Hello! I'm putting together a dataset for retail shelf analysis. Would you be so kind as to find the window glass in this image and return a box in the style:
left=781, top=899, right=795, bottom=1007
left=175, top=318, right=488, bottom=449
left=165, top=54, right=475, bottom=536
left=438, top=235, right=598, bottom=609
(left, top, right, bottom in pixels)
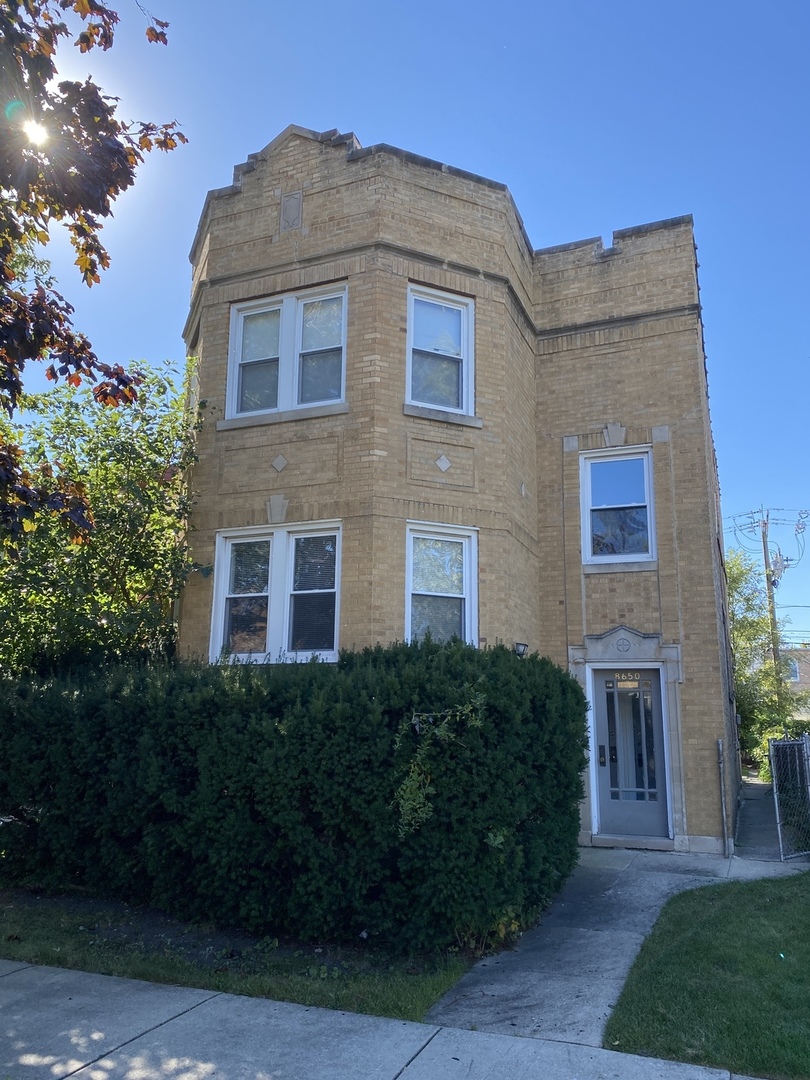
left=226, top=597, right=268, bottom=655
left=591, top=458, right=646, bottom=507
left=412, top=537, right=463, bottom=594
left=239, top=309, right=281, bottom=413
left=408, top=288, right=472, bottom=414
left=409, top=532, right=472, bottom=644
left=293, top=535, right=336, bottom=591
left=413, top=299, right=462, bottom=356
left=289, top=594, right=336, bottom=651
left=225, top=540, right=271, bottom=656
left=585, top=454, right=652, bottom=560
left=299, top=297, right=343, bottom=404
left=299, top=350, right=342, bottom=404
left=301, top=297, right=343, bottom=351
left=239, top=359, right=278, bottom=413
left=229, top=540, right=270, bottom=594
left=411, top=595, right=464, bottom=643
left=289, top=535, right=337, bottom=652
left=230, top=290, right=345, bottom=417
left=412, top=352, right=461, bottom=409
left=214, top=528, right=340, bottom=662
left=241, top=309, right=280, bottom=363
left=591, top=507, right=649, bottom=556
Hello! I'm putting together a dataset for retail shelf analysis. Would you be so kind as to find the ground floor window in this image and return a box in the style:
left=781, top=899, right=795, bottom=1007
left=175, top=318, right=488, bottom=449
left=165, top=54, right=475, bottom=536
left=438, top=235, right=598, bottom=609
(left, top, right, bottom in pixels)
left=210, top=524, right=340, bottom=662
left=405, top=522, right=478, bottom=644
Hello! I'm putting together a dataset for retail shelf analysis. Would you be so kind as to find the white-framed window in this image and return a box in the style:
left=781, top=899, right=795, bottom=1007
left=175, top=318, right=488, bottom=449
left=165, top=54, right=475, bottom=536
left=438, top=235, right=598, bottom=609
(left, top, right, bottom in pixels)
left=788, top=658, right=800, bottom=682
left=405, top=522, right=478, bottom=644
left=580, top=449, right=655, bottom=564
left=210, top=524, right=341, bottom=662
left=227, top=286, right=346, bottom=418
left=406, top=285, right=474, bottom=415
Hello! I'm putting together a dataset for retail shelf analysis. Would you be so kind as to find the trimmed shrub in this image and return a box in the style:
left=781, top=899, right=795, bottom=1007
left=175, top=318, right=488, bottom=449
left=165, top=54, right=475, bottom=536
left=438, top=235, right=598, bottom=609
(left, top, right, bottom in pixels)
left=0, top=641, right=587, bottom=951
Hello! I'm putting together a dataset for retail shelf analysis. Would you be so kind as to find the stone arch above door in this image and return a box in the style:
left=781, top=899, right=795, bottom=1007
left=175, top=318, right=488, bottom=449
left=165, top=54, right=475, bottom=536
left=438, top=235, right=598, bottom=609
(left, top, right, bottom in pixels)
left=569, top=625, right=681, bottom=673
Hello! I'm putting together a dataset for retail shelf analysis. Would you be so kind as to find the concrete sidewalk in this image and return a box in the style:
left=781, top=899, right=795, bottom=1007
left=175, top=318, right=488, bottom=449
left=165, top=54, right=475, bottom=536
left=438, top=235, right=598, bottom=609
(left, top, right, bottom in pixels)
left=2, top=781, right=807, bottom=1080
left=0, top=959, right=765, bottom=1080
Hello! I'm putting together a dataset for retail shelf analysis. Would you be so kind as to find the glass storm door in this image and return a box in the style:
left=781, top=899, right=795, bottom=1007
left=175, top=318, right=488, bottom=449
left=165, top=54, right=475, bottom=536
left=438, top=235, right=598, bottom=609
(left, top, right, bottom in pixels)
left=594, top=669, right=668, bottom=837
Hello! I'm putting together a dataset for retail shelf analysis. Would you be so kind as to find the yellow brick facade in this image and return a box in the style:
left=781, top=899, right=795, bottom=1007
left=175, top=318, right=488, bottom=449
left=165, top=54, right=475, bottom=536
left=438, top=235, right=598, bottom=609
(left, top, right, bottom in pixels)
left=179, top=126, right=738, bottom=853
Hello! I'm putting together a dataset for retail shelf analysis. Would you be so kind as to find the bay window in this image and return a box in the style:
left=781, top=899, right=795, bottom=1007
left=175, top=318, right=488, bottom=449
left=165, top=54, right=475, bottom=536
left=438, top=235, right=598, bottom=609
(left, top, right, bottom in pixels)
left=406, top=522, right=478, bottom=644
left=211, top=525, right=341, bottom=661
left=227, top=287, right=346, bottom=418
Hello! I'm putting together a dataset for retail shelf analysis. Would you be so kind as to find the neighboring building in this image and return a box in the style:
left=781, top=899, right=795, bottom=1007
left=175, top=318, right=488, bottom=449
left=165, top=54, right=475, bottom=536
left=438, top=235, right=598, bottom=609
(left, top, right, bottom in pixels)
left=785, top=648, right=810, bottom=720
left=179, top=126, right=738, bottom=854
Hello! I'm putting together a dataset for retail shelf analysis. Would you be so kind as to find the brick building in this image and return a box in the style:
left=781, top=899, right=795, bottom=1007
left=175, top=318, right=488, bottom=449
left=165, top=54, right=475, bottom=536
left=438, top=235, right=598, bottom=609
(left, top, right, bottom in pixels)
left=785, top=648, right=810, bottom=719
left=179, top=125, right=738, bottom=853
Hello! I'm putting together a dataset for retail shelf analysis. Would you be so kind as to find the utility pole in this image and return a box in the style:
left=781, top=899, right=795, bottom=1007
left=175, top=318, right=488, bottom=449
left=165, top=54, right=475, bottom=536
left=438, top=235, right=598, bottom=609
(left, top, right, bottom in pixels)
left=759, top=509, right=786, bottom=720
left=760, top=509, right=782, bottom=668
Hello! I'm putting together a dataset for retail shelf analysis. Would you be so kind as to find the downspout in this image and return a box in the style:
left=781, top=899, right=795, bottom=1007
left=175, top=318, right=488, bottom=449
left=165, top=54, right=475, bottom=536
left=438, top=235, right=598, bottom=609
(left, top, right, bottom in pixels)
left=718, top=739, right=729, bottom=858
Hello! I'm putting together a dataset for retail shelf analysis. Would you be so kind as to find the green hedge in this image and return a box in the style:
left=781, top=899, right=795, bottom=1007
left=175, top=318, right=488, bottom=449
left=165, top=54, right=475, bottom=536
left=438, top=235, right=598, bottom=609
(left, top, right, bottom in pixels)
left=0, top=641, right=587, bottom=951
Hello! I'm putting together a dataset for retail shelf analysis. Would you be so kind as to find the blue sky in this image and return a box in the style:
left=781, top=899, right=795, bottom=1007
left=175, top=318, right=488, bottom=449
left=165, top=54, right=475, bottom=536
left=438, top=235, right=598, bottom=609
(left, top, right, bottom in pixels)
left=36, top=0, right=810, bottom=640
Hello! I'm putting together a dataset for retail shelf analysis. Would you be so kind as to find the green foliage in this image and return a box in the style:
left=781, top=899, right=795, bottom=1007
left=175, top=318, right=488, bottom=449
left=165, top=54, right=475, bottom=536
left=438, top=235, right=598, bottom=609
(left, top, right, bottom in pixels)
left=1, top=1, right=186, bottom=542
left=0, top=364, right=200, bottom=672
left=726, top=549, right=805, bottom=767
left=0, top=641, right=588, bottom=953
left=391, top=690, right=486, bottom=836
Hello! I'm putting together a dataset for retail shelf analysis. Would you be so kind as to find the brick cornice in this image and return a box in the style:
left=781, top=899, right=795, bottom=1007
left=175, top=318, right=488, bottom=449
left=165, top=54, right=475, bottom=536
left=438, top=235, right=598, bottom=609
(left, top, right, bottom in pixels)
left=536, top=304, right=701, bottom=352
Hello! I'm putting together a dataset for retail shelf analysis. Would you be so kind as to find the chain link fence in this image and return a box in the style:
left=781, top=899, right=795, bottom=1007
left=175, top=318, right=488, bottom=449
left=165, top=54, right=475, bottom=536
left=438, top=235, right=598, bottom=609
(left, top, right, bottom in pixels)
left=769, top=734, right=810, bottom=860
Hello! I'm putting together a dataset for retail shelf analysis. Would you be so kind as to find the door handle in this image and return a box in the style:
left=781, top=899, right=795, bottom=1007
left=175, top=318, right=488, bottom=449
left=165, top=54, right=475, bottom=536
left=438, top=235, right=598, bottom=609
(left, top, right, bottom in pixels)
left=598, top=744, right=606, bottom=767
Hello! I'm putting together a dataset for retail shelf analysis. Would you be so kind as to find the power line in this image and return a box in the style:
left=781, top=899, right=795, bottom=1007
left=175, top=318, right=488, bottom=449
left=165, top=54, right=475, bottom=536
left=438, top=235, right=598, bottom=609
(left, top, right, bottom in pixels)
left=726, top=507, right=809, bottom=588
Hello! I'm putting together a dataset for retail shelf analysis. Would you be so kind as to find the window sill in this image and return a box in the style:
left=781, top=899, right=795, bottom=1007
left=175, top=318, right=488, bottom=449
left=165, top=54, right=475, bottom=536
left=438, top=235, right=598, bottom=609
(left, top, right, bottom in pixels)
left=403, top=403, right=483, bottom=428
left=583, top=560, right=658, bottom=575
left=217, top=402, right=350, bottom=431
left=218, top=652, right=339, bottom=665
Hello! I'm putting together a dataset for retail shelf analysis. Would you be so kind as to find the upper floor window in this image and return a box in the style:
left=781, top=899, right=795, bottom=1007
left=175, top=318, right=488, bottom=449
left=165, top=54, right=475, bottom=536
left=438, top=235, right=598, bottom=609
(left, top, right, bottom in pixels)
left=227, top=287, right=346, bottom=418
left=581, top=450, right=655, bottom=564
left=406, top=286, right=474, bottom=415
left=405, top=522, right=478, bottom=644
left=788, top=658, right=800, bottom=682
left=210, top=524, right=341, bottom=662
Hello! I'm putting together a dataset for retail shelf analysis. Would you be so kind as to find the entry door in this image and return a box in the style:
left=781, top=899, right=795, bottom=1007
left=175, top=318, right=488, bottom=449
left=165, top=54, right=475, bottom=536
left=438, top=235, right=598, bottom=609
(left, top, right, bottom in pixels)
left=593, top=669, right=669, bottom=837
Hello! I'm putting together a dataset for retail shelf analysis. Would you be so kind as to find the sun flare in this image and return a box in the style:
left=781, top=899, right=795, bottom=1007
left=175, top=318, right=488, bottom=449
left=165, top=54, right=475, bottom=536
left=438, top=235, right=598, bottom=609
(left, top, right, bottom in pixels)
left=23, top=119, right=48, bottom=145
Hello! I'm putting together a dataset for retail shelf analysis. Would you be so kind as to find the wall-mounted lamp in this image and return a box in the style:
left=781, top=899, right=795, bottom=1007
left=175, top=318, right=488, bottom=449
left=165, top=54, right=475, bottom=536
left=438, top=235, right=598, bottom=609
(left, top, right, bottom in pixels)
left=514, top=642, right=529, bottom=659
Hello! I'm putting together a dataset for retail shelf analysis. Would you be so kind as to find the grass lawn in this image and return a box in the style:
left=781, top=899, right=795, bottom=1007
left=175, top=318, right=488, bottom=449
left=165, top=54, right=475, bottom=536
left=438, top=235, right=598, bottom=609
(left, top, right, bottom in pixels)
left=0, top=889, right=469, bottom=1022
left=604, top=871, right=810, bottom=1080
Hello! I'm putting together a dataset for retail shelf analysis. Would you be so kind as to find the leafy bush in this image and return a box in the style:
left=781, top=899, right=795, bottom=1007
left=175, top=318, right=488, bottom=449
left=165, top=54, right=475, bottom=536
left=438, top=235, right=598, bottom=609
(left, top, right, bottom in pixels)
left=0, top=365, right=200, bottom=675
left=0, top=641, right=587, bottom=951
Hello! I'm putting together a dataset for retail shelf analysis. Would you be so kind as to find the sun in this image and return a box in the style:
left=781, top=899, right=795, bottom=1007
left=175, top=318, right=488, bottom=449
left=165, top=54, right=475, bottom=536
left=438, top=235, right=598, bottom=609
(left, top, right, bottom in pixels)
left=23, top=119, right=48, bottom=146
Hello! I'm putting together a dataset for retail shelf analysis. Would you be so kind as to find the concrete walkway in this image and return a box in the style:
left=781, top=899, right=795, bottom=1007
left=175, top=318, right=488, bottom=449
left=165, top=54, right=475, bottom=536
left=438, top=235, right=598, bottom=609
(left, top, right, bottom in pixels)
left=734, top=774, right=792, bottom=860
left=426, top=778, right=807, bottom=1043
left=2, top=781, right=807, bottom=1080
left=424, top=847, right=803, bottom=1046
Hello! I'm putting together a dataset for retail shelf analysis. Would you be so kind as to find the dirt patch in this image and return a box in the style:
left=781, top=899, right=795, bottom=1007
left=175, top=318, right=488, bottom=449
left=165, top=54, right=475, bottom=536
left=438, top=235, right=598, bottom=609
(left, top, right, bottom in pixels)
left=1, top=887, right=354, bottom=975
